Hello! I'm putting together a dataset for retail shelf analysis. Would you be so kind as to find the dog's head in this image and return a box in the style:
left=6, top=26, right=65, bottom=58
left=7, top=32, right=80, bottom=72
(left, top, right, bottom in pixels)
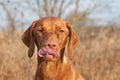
left=22, top=17, right=79, bottom=61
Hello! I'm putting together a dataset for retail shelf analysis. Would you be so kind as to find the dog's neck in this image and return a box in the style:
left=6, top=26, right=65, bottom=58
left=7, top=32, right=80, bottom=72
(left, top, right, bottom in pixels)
left=37, top=57, right=62, bottom=79
left=36, top=47, right=69, bottom=80
left=36, top=54, right=69, bottom=80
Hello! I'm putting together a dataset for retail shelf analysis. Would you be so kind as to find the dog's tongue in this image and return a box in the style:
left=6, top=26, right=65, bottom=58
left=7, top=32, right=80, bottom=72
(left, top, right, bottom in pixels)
left=38, top=48, right=47, bottom=57
left=38, top=48, right=58, bottom=58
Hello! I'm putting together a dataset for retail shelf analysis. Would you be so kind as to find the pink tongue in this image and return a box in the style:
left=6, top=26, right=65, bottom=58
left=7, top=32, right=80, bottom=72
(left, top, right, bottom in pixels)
left=38, top=48, right=58, bottom=57
left=38, top=48, right=47, bottom=57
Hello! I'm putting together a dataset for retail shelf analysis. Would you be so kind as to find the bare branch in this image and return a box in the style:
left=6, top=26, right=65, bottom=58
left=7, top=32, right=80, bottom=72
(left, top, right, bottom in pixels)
left=74, top=0, right=79, bottom=16
left=50, top=0, right=58, bottom=15
left=70, top=0, right=80, bottom=23
left=36, top=0, right=42, bottom=17
left=44, top=0, right=49, bottom=16
left=0, top=2, right=16, bottom=32
left=58, top=0, right=65, bottom=17
left=58, top=0, right=72, bottom=17
left=63, top=1, right=72, bottom=12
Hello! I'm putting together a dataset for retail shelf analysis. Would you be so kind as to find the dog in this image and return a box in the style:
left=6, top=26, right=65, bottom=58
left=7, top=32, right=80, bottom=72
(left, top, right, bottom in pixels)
left=22, top=17, right=85, bottom=80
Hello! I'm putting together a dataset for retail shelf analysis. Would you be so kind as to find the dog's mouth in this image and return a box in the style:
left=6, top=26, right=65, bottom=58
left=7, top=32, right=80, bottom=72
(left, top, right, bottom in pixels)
left=37, top=47, right=58, bottom=59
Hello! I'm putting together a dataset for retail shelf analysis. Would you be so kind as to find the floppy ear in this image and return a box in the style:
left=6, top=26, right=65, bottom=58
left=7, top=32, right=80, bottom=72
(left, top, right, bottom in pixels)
left=22, top=20, right=37, bottom=58
left=67, top=23, right=79, bottom=59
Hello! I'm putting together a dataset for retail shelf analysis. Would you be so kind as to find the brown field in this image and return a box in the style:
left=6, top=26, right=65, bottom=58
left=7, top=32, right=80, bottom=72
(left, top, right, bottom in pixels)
left=0, top=27, right=120, bottom=80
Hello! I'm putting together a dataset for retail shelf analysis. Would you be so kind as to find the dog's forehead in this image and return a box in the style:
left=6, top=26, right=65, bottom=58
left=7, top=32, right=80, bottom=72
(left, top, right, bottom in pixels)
left=37, top=17, right=66, bottom=27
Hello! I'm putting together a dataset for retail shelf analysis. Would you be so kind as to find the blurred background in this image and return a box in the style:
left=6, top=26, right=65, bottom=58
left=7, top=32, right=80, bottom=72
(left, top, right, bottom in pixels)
left=0, top=0, right=120, bottom=80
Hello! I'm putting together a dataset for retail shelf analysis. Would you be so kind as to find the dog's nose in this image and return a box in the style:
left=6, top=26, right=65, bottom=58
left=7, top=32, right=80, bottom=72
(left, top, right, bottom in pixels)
left=46, top=42, right=57, bottom=49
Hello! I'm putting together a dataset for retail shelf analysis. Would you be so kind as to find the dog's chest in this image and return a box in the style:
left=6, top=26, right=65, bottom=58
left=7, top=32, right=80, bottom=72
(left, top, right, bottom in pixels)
left=39, top=62, right=60, bottom=80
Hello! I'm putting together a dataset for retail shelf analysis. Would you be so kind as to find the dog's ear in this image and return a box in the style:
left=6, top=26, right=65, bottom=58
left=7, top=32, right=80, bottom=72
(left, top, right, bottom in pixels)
left=67, top=23, right=79, bottom=59
left=22, top=20, right=37, bottom=58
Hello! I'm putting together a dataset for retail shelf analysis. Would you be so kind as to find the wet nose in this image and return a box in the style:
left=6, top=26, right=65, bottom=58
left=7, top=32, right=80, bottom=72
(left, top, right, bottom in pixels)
left=46, top=42, right=58, bottom=49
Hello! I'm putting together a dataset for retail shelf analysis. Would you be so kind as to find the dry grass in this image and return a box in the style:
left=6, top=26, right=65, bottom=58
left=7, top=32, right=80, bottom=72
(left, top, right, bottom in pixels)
left=0, top=27, right=120, bottom=80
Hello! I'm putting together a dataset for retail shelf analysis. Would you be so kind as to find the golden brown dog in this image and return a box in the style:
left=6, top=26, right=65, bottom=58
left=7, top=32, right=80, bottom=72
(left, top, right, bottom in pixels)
left=22, top=17, right=85, bottom=80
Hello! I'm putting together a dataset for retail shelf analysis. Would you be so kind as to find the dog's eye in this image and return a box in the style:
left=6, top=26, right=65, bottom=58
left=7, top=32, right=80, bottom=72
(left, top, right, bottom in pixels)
left=38, top=29, right=44, bottom=32
left=59, top=30, right=64, bottom=33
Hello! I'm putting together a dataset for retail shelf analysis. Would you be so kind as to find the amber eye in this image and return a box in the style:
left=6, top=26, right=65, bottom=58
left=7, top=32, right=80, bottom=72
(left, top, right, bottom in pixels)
left=38, top=29, right=44, bottom=32
left=59, top=29, right=64, bottom=33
